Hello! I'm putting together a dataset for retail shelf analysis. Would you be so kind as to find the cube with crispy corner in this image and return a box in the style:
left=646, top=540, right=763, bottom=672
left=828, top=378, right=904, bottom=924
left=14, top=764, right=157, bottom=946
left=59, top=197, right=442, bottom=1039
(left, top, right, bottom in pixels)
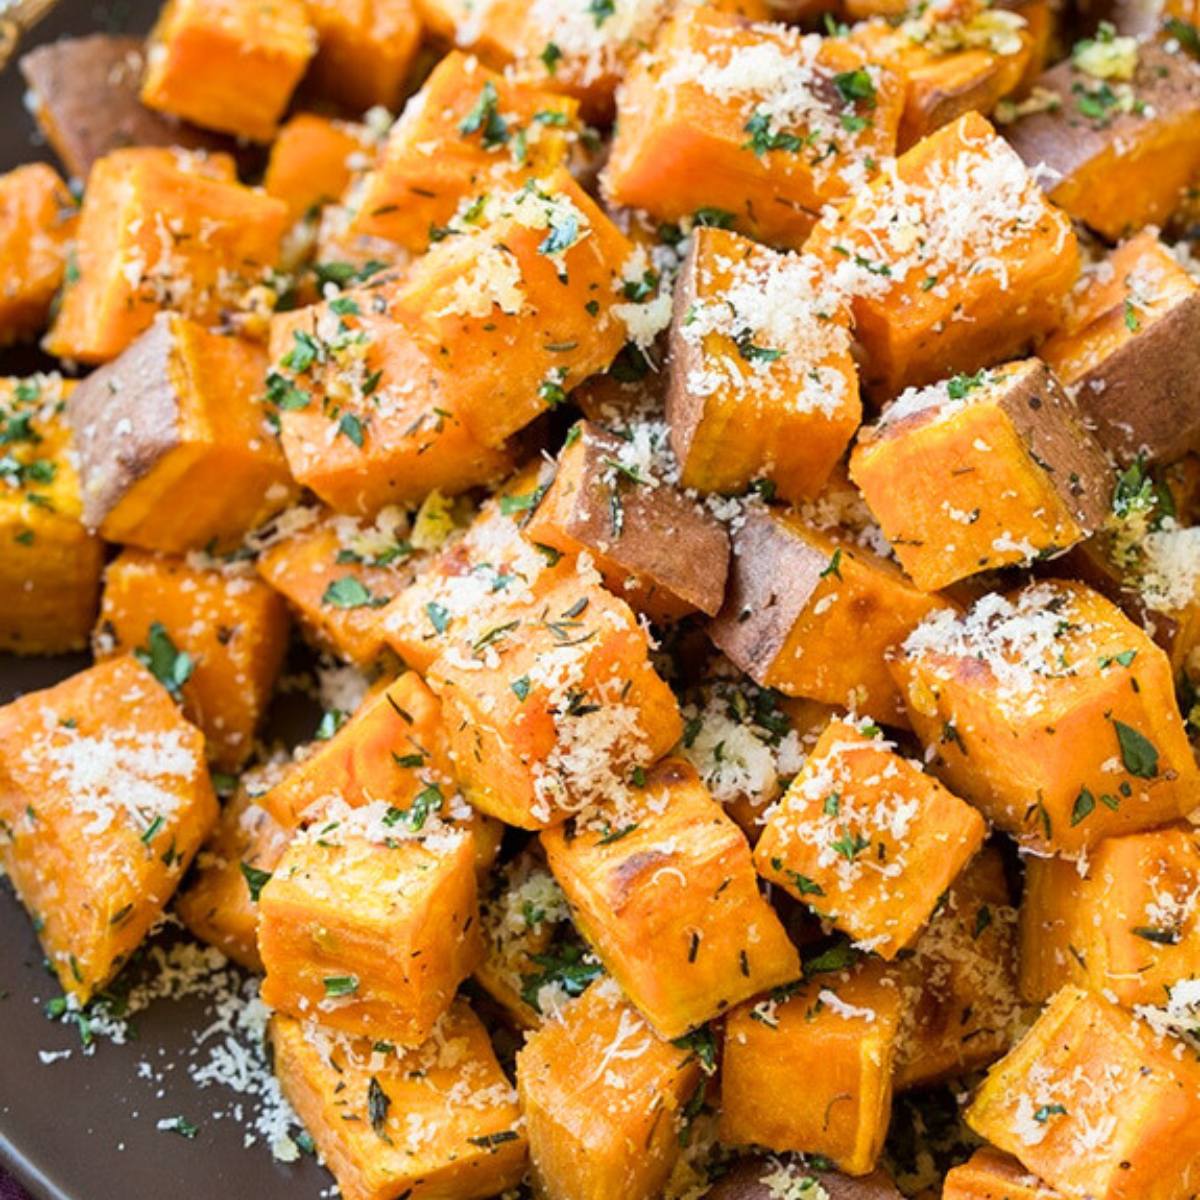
left=755, top=719, right=986, bottom=960
left=1041, top=229, right=1200, bottom=463
left=264, top=114, right=377, bottom=224
left=0, top=656, right=218, bottom=1001
left=891, top=846, right=1023, bottom=1089
left=666, top=228, right=861, bottom=504
left=1019, top=825, right=1200, bottom=1007
left=604, top=9, right=904, bottom=247
left=306, top=0, right=421, bottom=112
left=258, top=801, right=482, bottom=1042
left=805, top=112, right=1078, bottom=398
left=965, top=986, right=1200, bottom=1200
left=943, top=1149, right=1063, bottom=1200
left=0, top=164, right=77, bottom=345
left=426, top=564, right=682, bottom=829
left=45, top=148, right=288, bottom=364
left=542, top=758, right=800, bottom=1039
left=516, top=977, right=702, bottom=1200
left=702, top=1157, right=907, bottom=1200
left=174, top=761, right=292, bottom=971
left=67, top=314, right=298, bottom=552
left=890, top=580, right=1200, bottom=855
left=719, top=957, right=903, bottom=1175
left=349, top=51, right=580, bottom=252
left=0, top=375, right=104, bottom=655
left=849, top=359, right=1112, bottom=592
left=141, top=0, right=315, bottom=141
left=709, top=507, right=948, bottom=726
left=1004, top=38, right=1200, bottom=241
left=523, top=420, right=731, bottom=621
left=272, top=1001, right=526, bottom=1200
left=93, top=549, right=289, bottom=769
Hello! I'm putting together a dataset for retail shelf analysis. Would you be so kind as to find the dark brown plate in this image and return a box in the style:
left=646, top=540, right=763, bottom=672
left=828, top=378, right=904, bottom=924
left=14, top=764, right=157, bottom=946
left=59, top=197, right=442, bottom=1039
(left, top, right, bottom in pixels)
left=0, top=6, right=332, bottom=1196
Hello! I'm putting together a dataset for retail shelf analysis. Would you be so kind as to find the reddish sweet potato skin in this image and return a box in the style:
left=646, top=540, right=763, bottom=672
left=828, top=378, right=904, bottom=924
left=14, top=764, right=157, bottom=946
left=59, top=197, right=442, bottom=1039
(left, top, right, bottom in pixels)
left=703, top=1159, right=905, bottom=1200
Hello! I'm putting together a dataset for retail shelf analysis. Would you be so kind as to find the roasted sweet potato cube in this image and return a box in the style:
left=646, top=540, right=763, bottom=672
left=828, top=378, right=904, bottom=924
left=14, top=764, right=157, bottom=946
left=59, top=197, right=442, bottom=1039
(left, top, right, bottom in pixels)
left=517, top=978, right=701, bottom=1200
left=388, top=170, right=633, bottom=447
left=755, top=719, right=986, bottom=959
left=306, top=0, right=422, bottom=112
left=891, top=846, right=1022, bottom=1089
left=268, top=289, right=515, bottom=515
left=890, top=580, right=1200, bottom=855
left=141, top=0, right=315, bottom=141
left=605, top=9, right=904, bottom=247
left=0, top=657, right=217, bottom=1001
left=94, top=549, right=289, bottom=769
left=666, top=228, right=861, bottom=503
left=1041, top=230, right=1200, bottom=463
left=174, top=763, right=292, bottom=971
left=256, top=506, right=419, bottom=667
left=849, top=359, right=1112, bottom=592
left=272, top=1001, right=526, bottom=1200
left=1004, top=39, right=1200, bottom=240
left=523, top=420, right=731, bottom=621
left=719, top=958, right=903, bottom=1175
left=265, top=114, right=376, bottom=224
left=703, top=1157, right=907, bottom=1200
left=45, top=148, right=288, bottom=364
left=349, top=51, right=580, bottom=251
left=965, top=986, right=1200, bottom=1200
left=805, top=112, right=1078, bottom=398
left=427, top=565, right=682, bottom=828
left=67, top=314, right=297, bottom=551
left=542, top=758, right=799, bottom=1038
left=0, top=375, right=104, bottom=655
left=0, top=164, right=77, bottom=345
left=943, top=1149, right=1063, bottom=1200
left=709, top=507, right=948, bottom=726
left=1020, top=825, right=1200, bottom=1007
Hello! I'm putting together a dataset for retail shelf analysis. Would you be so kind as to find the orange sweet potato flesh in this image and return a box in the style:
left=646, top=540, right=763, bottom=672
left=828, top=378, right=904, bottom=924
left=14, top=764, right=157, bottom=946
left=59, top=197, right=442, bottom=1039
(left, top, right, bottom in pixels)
left=94, top=549, right=289, bottom=770
left=264, top=114, right=373, bottom=224
left=943, top=1149, right=1063, bottom=1200
left=0, top=375, right=104, bottom=656
left=516, top=979, right=702, bottom=1200
left=755, top=720, right=987, bottom=960
left=0, top=657, right=217, bottom=1001
left=965, top=986, right=1200, bottom=1200
left=542, top=758, right=800, bottom=1039
left=306, top=0, right=422, bottom=112
left=272, top=1002, right=526, bottom=1200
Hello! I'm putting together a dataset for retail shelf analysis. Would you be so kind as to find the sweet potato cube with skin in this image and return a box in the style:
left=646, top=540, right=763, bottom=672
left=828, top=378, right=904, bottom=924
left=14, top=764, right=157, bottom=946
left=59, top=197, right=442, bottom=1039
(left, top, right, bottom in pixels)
left=1041, top=230, right=1200, bottom=463
left=45, top=147, right=288, bottom=364
left=175, top=763, right=292, bottom=972
left=965, top=986, right=1200, bottom=1200
left=523, top=420, right=731, bottom=621
left=517, top=978, right=702, bottom=1200
left=719, top=959, right=903, bottom=1175
left=943, top=1149, right=1063, bottom=1200
left=755, top=720, right=986, bottom=959
left=427, top=563, right=682, bottom=829
left=1019, top=826, right=1200, bottom=1007
left=890, top=580, right=1200, bottom=856
left=891, top=846, right=1023, bottom=1089
left=388, top=171, right=634, bottom=448
left=709, top=507, right=949, bottom=726
left=349, top=52, right=580, bottom=252
left=272, top=1002, right=526, bottom=1200
left=542, top=758, right=800, bottom=1038
left=0, top=164, right=76, bottom=345
left=256, top=507, right=420, bottom=668
left=94, top=550, right=289, bottom=770
left=605, top=9, right=904, bottom=247
left=141, top=0, right=315, bottom=141
left=265, top=114, right=377, bottom=224
left=0, top=657, right=217, bottom=1002
left=306, top=0, right=421, bottom=112
left=67, top=314, right=297, bottom=552
left=703, top=1158, right=908, bottom=1200
left=849, top=359, right=1112, bottom=593
left=0, top=376, right=104, bottom=656
left=805, top=112, right=1078, bottom=398
left=667, top=228, right=861, bottom=504
left=1005, top=39, right=1200, bottom=241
